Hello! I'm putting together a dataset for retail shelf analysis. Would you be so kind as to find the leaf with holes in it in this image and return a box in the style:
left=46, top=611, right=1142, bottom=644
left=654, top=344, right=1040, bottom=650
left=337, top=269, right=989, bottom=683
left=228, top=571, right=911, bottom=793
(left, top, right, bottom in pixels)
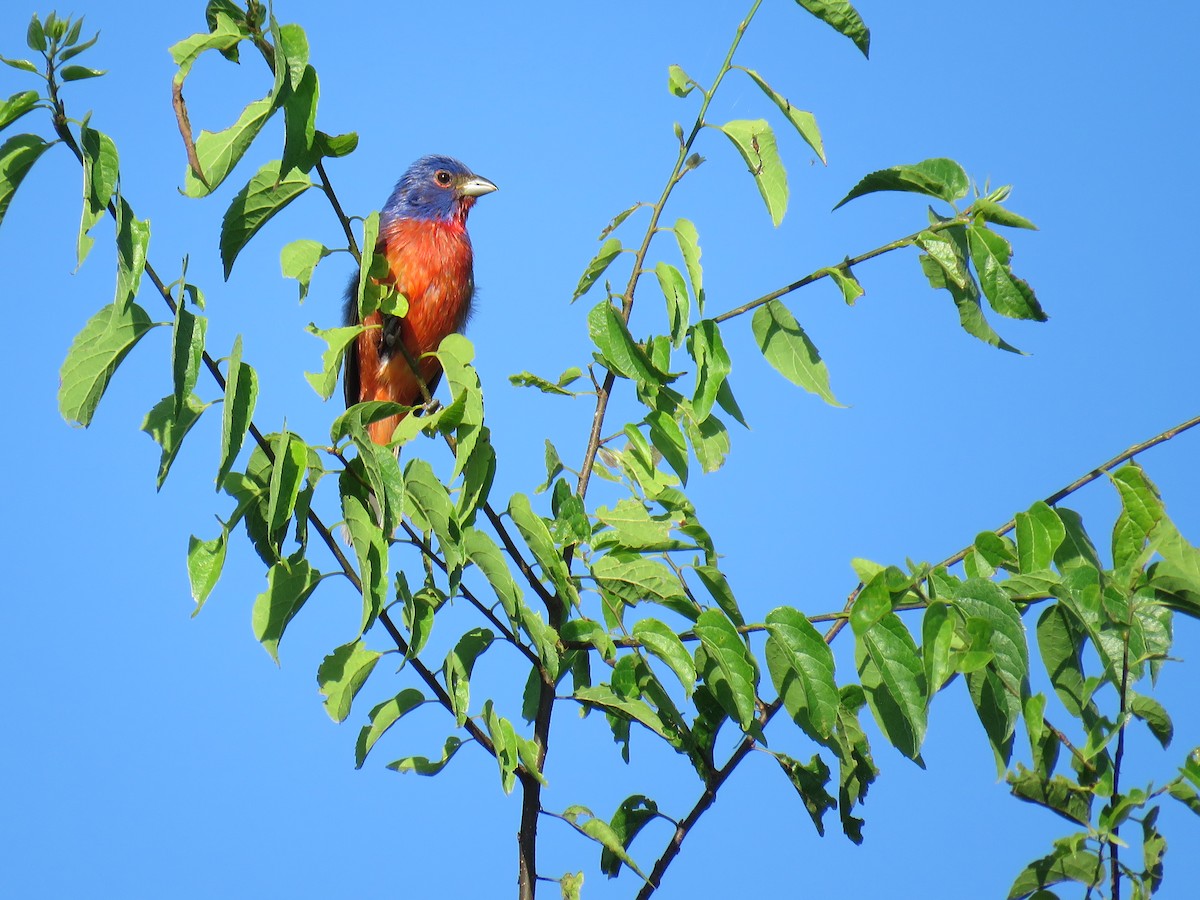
left=752, top=299, right=841, bottom=406
left=718, top=119, right=788, bottom=226
left=600, top=795, right=659, bottom=878
left=59, top=301, right=156, bottom=427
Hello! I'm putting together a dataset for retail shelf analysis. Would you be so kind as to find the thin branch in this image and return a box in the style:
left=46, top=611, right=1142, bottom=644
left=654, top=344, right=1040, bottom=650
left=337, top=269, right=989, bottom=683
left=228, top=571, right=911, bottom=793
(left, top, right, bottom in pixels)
left=710, top=213, right=972, bottom=325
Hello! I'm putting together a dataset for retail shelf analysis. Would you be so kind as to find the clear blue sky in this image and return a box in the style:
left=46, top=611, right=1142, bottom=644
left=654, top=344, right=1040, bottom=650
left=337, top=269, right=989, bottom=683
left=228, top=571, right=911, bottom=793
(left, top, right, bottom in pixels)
left=3, top=2, right=1198, bottom=897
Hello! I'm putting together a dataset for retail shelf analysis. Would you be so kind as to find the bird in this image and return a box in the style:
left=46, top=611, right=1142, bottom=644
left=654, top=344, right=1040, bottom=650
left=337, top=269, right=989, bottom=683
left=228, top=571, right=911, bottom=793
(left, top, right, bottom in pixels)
left=343, top=154, right=497, bottom=445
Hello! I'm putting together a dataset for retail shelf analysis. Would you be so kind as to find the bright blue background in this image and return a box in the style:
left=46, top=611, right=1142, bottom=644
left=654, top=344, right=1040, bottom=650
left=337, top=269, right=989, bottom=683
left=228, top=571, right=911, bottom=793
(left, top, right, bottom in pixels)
left=2, top=2, right=1198, bottom=897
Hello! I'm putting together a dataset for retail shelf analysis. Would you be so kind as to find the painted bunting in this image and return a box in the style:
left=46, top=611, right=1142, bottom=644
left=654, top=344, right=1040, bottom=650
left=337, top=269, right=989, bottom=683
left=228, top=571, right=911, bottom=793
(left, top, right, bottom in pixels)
left=343, top=154, right=497, bottom=444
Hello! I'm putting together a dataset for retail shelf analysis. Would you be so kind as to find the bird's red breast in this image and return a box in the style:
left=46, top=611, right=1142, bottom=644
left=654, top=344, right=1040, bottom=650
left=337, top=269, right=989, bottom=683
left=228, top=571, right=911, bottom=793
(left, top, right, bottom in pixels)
left=355, top=216, right=475, bottom=444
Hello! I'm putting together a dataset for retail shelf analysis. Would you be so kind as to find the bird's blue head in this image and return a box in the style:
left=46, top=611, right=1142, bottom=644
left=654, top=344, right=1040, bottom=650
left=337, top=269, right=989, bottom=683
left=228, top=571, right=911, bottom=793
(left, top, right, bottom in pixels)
left=382, top=155, right=497, bottom=225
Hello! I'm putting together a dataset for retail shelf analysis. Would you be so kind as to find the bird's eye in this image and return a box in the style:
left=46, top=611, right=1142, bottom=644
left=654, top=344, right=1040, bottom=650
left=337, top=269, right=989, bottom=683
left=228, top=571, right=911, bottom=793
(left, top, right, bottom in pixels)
left=434, top=170, right=452, bottom=187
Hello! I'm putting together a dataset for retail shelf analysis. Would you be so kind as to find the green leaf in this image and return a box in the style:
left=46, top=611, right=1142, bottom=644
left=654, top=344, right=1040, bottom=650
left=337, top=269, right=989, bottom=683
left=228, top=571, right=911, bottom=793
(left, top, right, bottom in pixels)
left=646, top=410, right=689, bottom=485
left=170, top=304, right=206, bottom=419
left=687, top=320, right=730, bottom=423
left=406, top=459, right=464, bottom=572
left=1015, top=500, right=1066, bottom=573
left=776, top=753, right=837, bottom=836
left=973, top=196, right=1038, bottom=230
left=1130, top=692, right=1173, bottom=749
left=386, top=735, right=463, bottom=775
left=215, top=335, right=258, bottom=488
left=508, top=492, right=578, bottom=609
left=793, top=0, right=871, bottom=57
left=587, top=300, right=672, bottom=386
left=592, top=551, right=694, bottom=620
left=573, top=237, right=622, bottom=302
left=444, top=628, right=494, bottom=726
left=574, top=685, right=680, bottom=748
left=633, top=619, right=695, bottom=696
left=667, top=64, right=696, bottom=97
left=718, top=119, right=788, bottom=226
left=304, top=322, right=362, bottom=401
left=917, top=228, right=1023, bottom=354
left=26, top=16, right=46, bottom=52
left=140, top=393, right=208, bottom=490
left=265, top=431, right=308, bottom=541
left=169, top=12, right=244, bottom=78
left=967, top=220, right=1047, bottom=321
left=1007, top=765, right=1093, bottom=826
left=253, top=555, right=321, bottom=663
left=75, top=125, right=118, bottom=267
left=508, top=370, right=579, bottom=396
left=856, top=612, right=927, bottom=760
left=694, top=609, right=758, bottom=732
left=280, top=65, right=318, bottom=176
left=281, top=238, right=331, bottom=302
left=655, top=261, right=690, bottom=349
left=355, top=688, right=425, bottom=768
left=60, top=65, right=105, bottom=81
left=672, top=219, right=705, bottom=317
left=739, top=68, right=825, bottom=163
left=849, top=571, right=891, bottom=635
left=183, top=94, right=276, bottom=197
left=921, top=602, right=956, bottom=697
left=220, top=160, right=311, bottom=279
left=820, top=265, right=864, bottom=305
left=915, top=229, right=969, bottom=289
left=954, top=578, right=1029, bottom=766
left=339, top=466, right=388, bottom=633
left=693, top=564, right=743, bottom=627
left=765, top=606, right=839, bottom=740
left=187, top=531, right=227, bottom=613
left=318, top=639, right=382, bottom=723
left=0, top=56, right=39, bottom=74
left=114, top=198, right=149, bottom=310
left=681, top=405, right=731, bottom=474
left=315, top=130, right=358, bottom=158
left=482, top=700, right=520, bottom=794
left=751, top=299, right=840, bottom=405
left=594, top=498, right=676, bottom=550
left=0, top=91, right=39, bottom=135
left=0, top=134, right=51, bottom=228
left=835, top=158, right=969, bottom=209
left=58, top=302, right=155, bottom=427
left=1008, top=848, right=1104, bottom=898
left=600, top=796, right=659, bottom=878
left=598, top=202, right=645, bottom=240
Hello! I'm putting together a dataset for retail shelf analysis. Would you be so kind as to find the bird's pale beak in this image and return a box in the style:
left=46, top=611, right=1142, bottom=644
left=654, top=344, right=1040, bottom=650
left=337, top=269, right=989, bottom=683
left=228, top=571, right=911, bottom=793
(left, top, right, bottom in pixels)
left=458, top=175, right=498, bottom=198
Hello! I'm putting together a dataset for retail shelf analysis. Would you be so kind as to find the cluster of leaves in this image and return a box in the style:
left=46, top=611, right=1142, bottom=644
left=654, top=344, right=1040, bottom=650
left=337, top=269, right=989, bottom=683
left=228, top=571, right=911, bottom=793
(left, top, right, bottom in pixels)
left=5, top=2, right=1199, bottom=898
